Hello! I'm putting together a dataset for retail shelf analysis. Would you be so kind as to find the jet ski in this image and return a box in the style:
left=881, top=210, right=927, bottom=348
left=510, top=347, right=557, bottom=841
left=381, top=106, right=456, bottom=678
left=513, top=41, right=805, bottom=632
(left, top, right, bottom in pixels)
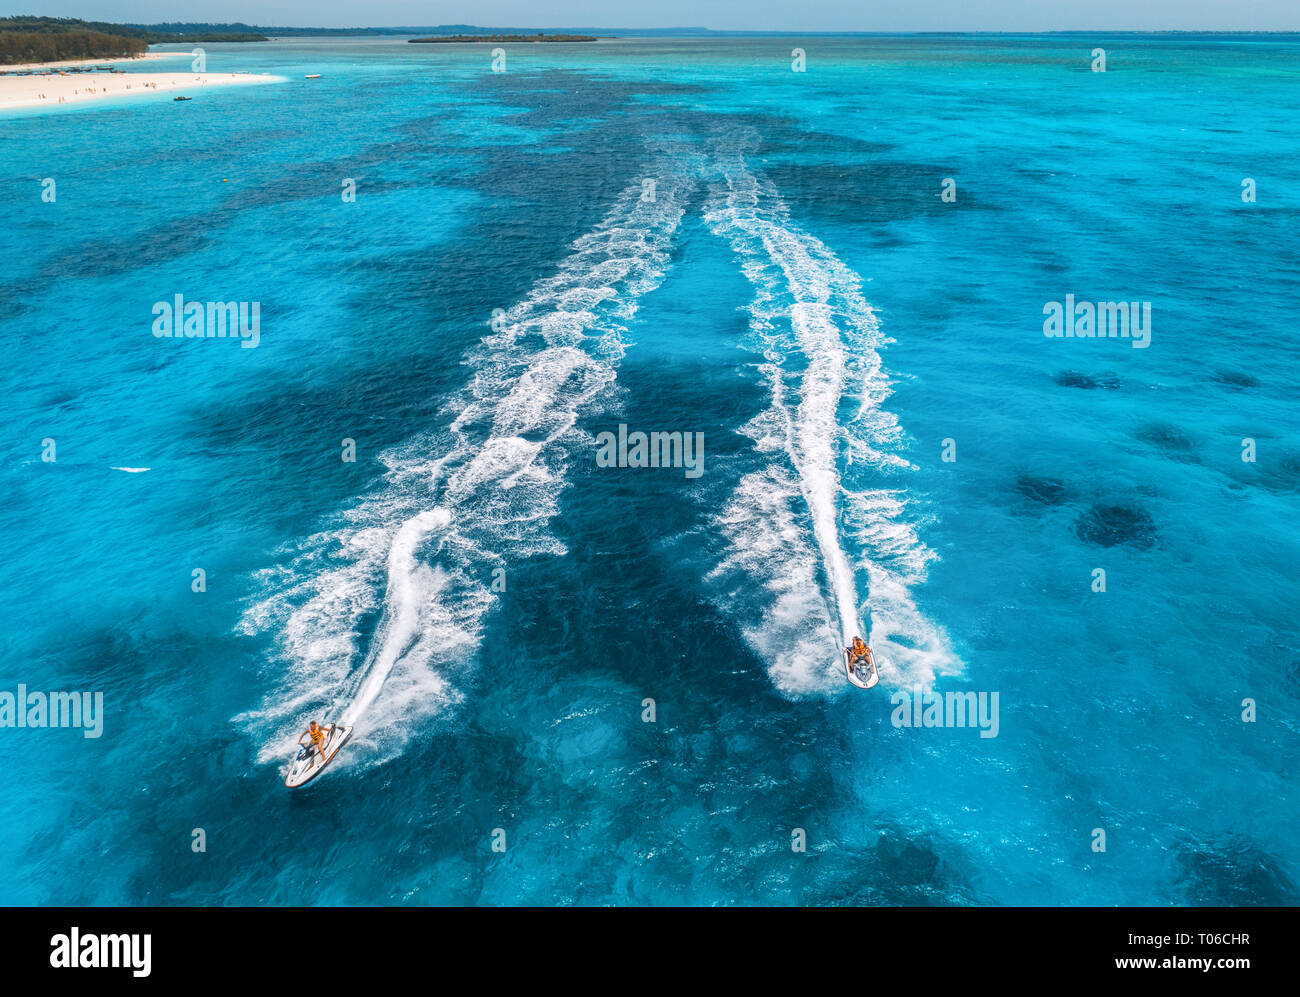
left=285, top=723, right=352, bottom=789
left=844, top=646, right=880, bottom=690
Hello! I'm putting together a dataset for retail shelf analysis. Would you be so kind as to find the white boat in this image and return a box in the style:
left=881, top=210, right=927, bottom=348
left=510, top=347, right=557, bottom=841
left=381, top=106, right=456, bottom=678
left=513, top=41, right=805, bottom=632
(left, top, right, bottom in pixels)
left=285, top=723, right=352, bottom=788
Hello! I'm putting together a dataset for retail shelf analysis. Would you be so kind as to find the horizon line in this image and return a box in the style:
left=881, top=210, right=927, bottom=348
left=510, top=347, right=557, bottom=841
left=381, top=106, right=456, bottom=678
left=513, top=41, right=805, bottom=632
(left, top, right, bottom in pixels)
left=10, top=18, right=1299, bottom=35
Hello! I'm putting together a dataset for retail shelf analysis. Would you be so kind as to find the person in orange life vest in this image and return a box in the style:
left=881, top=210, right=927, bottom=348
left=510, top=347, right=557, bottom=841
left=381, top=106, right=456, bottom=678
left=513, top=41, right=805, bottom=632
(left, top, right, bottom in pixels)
left=847, top=635, right=871, bottom=674
left=298, top=720, right=334, bottom=767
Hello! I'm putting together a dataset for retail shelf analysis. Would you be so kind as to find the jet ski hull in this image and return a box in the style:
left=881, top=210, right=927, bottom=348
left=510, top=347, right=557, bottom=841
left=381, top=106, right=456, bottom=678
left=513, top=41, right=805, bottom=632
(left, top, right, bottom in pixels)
left=844, top=649, right=880, bottom=690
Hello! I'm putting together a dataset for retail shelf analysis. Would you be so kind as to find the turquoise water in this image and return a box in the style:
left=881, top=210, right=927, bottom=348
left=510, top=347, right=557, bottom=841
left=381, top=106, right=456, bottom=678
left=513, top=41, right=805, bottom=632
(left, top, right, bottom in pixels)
left=1, top=34, right=1298, bottom=906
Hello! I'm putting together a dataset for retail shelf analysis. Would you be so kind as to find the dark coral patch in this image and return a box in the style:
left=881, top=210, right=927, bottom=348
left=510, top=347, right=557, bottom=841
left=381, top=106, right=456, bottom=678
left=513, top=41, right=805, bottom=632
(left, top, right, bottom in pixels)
left=1250, top=451, right=1300, bottom=495
left=1075, top=504, right=1156, bottom=549
left=1054, top=370, right=1120, bottom=390
left=1016, top=474, right=1068, bottom=505
left=1136, top=423, right=1198, bottom=461
left=1212, top=369, right=1259, bottom=389
left=1174, top=835, right=1299, bottom=906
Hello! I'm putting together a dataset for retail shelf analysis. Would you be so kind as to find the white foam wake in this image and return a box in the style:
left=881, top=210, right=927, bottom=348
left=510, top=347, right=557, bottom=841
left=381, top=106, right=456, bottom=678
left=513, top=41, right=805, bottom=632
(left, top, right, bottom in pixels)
left=703, top=139, right=959, bottom=694
left=238, top=156, right=698, bottom=764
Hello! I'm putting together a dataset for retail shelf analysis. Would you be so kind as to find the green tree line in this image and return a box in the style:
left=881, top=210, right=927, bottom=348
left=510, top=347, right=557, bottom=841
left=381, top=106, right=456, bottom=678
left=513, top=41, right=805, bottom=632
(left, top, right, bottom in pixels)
left=0, top=17, right=268, bottom=63
left=0, top=28, right=148, bottom=65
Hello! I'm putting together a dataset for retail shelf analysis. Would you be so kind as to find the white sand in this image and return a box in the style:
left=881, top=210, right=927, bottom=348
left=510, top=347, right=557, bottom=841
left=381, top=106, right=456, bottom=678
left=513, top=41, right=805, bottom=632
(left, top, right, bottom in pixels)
left=0, top=70, right=285, bottom=111
left=0, top=54, right=285, bottom=111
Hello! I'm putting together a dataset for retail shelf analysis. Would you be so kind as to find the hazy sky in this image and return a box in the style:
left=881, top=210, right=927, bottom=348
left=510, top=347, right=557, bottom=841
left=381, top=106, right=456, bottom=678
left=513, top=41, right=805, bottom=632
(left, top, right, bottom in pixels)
left=5, top=1, right=1300, bottom=31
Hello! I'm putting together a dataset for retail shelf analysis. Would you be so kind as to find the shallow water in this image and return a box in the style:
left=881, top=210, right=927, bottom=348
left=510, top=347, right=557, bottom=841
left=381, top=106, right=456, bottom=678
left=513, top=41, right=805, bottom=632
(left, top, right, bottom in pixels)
left=1, top=34, right=1297, bottom=905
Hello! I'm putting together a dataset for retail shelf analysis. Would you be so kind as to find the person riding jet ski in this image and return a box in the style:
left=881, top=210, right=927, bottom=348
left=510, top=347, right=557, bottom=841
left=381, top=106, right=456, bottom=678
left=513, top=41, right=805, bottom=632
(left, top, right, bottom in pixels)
left=297, top=720, right=335, bottom=768
left=846, top=636, right=872, bottom=674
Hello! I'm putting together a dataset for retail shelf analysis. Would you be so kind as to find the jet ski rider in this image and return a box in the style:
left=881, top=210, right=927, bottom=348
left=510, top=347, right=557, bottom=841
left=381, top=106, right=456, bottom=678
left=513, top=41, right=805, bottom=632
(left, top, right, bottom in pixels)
left=298, top=720, right=334, bottom=767
left=848, top=636, right=871, bottom=674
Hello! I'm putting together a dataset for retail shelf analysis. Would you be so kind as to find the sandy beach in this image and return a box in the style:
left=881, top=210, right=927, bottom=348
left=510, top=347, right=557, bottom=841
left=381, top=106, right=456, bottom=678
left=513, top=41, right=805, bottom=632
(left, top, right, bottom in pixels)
left=0, top=53, right=285, bottom=111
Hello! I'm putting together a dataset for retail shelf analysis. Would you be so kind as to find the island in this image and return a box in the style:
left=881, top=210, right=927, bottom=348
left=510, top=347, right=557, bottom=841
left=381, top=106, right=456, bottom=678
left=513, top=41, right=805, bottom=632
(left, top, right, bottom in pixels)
left=409, top=34, right=599, bottom=43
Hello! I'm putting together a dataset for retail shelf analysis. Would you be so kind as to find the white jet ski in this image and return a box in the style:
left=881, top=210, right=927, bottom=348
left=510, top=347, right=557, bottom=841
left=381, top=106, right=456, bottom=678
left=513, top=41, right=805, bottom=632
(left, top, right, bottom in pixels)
left=285, top=723, right=353, bottom=789
left=844, top=646, right=880, bottom=690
